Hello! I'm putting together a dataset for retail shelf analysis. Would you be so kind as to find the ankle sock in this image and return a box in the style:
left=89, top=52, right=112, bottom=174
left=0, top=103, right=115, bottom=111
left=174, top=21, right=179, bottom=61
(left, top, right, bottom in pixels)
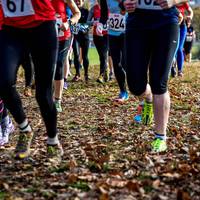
left=47, top=135, right=59, bottom=145
left=155, top=133, right=166, bottom=141
left=19, top=119, right=32, bottom=132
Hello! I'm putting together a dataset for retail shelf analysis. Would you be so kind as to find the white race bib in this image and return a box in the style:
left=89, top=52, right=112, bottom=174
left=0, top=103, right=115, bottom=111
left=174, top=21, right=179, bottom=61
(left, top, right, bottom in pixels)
left=1, top=0, right=35, bottom=17
left=109, top=13, right=125, bottom=32
left=56, top=17, right=64, bottom=37
left=186, top=35, right=193, bottom=42
left=137, top=0, right=162, bottom=10
left=94, top=20, right=108, bottom=31
left=71, top=23, right=80, bottom=35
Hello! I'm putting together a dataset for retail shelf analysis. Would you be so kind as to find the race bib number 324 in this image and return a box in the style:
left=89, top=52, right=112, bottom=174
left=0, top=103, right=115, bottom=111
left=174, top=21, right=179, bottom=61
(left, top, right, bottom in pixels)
left=109, top=13, right=125, bottom=32
left=1, top=0, right=35, bottom=17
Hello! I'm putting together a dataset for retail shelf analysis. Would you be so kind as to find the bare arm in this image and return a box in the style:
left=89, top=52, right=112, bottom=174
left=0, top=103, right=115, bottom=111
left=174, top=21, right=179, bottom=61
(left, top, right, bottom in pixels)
left=65, top=0, right=81, bottom=24
left=186, top=6, right=193, bottom=21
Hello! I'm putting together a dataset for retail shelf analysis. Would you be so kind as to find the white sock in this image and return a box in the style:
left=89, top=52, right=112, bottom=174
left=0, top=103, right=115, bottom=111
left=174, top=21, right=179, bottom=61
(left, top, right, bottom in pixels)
left=47, top=135, right=59, bottom=145
left=155, top=133, right=167, bottom=141
left=19, top=119, right=32, bottom=132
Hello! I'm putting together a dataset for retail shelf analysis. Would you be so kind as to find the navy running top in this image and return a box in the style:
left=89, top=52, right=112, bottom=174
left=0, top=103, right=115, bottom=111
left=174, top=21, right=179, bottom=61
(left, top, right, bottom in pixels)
left=126, top=1, right=179, bottom=30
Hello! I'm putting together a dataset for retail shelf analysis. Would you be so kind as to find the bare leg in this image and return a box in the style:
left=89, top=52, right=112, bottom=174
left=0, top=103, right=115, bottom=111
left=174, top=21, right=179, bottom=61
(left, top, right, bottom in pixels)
left=153, top=91, right=170, bottom=136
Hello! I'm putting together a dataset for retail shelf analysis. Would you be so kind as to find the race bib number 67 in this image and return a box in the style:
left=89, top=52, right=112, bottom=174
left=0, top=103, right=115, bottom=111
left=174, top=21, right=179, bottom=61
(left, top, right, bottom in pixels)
left=1, top=0, right=35, bottom=17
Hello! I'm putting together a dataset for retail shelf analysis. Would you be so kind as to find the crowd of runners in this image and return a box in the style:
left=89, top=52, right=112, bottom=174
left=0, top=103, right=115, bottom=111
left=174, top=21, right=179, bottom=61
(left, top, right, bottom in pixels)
left=0, top=0, right=195, bottom=164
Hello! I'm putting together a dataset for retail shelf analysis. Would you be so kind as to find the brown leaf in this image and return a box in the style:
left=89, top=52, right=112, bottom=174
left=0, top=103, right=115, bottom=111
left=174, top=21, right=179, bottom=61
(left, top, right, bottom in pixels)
left=152, top=179, right=160, bottom=189
left=99, top=193, right=110, bottom=200
left=177, top=189, right=191, bottom=200
left=126, top=181, right=140, bottom=192
left=68, top=174, right=78, bottom=184
left=69, top=159, right=78, bottom=170
left=106, top=178, right=127, bottom=188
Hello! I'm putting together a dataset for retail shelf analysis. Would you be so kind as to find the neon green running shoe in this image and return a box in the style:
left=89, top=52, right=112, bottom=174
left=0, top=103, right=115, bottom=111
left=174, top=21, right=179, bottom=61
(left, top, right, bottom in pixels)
left=142, top=101, right=153, bottom=125
left=97, top=74, right=104, bottom=84
left=55, top=101, right=62, bottom=113
left=104, top=68, right=110, bottom=82
left=47, top=143, right=63, bottom=164
left=15, top=131, right=34, bottom=159
left=151, top=138, right=167, bottom=153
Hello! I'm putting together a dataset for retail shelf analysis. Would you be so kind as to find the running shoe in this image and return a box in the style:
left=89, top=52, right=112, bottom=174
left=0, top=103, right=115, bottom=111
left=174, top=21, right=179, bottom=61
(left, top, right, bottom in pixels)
left=142, top=101, right=153, bottom=125
left=24, top=87, right=32, bottom=97
left=171, top=67, right=176, bottom=78
left=109, top=72, right=114, bottom=81
left=151, top=138, right=167, bottom=153
left=104, top=68, right=110, bottom=82
left=63, top=81, right=69, bottom=90
left=72, top=75, right=81, bottom=82
left=15, top=131, right=34, bottom=159
left=46, top=143, right=63, bottom=164
left=55, top=101, right=62, bottom=113
left=96, top=74, right=104, bottom=83
left=0, top=119, right=14, bottom=145
left=178, top=71, right=183, bottom=77
left=133, top=104, right=143, bottom=123
left=114, top=91, right=129, bottom=102
left=85, top=74, right=90, bottom=83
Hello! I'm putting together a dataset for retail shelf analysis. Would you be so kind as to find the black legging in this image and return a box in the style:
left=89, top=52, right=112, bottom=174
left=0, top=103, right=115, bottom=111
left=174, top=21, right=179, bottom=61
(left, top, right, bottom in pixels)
left=54, top=39, right=71, bottom=80
left=20, top=50, right=34, bottom=87
left=93, top=35, right=108, bottom=75
left=109, top=34, right=127, bottom=92
left=126, top=23, right=178, bottom=95
left=73, top=34, right=90, bottom=77
left=0, top=21, right=58, bottom=138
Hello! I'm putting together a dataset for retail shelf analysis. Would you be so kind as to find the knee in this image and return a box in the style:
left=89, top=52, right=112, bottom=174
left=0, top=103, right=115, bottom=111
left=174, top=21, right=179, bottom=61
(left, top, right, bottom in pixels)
left=127, top=77, right=146, bottom=96
left=150, top=81, right=167, bottom=95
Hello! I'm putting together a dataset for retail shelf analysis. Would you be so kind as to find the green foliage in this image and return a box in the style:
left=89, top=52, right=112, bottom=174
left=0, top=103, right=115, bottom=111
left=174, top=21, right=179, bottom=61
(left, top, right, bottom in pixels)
left=193, top=8, right=200, bottom=41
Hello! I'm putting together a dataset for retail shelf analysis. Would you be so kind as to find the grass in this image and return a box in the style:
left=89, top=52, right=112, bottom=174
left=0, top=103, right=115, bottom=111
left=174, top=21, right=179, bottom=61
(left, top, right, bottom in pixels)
left=88, top=47, right=99, bottom=66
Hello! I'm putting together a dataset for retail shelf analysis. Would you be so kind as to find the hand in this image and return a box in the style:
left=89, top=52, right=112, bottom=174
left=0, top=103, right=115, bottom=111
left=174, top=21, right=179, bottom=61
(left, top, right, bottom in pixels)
left=96, top=22, right=103, bottom=36
left=61, top=22, right=69, bottom=31
left=155, top=0, right=175, bottom=9
left=124, top=0, right=137, bottom=13
left=186, top=15, right=192, bottom=23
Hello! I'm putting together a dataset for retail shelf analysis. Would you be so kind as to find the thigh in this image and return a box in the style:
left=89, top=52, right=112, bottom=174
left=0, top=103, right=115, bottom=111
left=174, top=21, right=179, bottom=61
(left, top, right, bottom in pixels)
left=79, top=37, right=89, bottom=57
left=29, top=21, right=58, bottom=89
left=125, top=28, right=152, bottom=85
left=109, top=35, right=121, bottom=65
left=0, top=28, right=24, bottom=87
left=150, top=24, right=179, bottom=94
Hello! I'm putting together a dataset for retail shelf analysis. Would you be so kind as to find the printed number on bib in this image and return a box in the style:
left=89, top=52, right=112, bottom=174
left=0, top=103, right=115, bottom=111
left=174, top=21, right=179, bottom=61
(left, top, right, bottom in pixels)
left=109, top=13, right=125, bottom=32
left=186, top=35, right=193, bottom=42
left=1, top=0, right=35, bottom=17
left=137, top=0, right=162, bottom=10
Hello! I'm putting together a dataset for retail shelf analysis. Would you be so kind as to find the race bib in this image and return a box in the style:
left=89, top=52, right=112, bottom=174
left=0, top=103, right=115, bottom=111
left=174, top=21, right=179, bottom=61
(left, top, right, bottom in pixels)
left=70, top=23, right=80, bottom=35
left=1, top=0, right=35, bottom=17
left=94, top=20, right=108, bottom=31
left=56, top=17, right=64, bottom=37
left=186, top=35, right=193, bottom=42
left=137, top=0, right=162, bottom=10
left=109, top=13, right=125, bottom=32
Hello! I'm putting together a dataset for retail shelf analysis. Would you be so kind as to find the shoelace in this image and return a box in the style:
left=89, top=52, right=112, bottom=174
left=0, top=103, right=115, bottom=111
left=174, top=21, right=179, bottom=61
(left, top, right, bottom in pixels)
left=16, top=134, right=30, bottom=151
left=47, top=146, right=57, bottom=155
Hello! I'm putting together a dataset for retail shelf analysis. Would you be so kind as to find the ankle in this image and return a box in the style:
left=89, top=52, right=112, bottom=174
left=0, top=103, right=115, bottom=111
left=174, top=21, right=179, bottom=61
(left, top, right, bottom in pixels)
left=154, top=132, right=167, bottom=141
left=19, top=119, right=32, bottom=132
